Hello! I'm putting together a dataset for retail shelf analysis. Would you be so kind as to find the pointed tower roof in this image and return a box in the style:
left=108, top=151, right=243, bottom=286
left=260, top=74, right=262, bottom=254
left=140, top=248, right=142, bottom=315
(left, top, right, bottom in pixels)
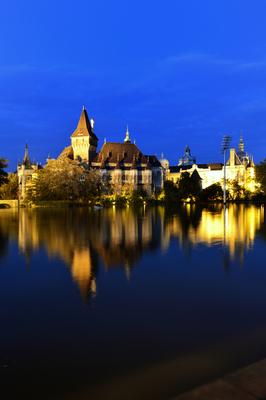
left=71, top=107, right=98, bottom=141
left=22, top=144, right=31, bottom=168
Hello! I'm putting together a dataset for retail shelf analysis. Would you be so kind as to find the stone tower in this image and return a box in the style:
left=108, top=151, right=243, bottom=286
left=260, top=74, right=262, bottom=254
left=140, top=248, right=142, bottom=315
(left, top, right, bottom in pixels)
left=17, top=144, right=38, bottom=200
left=71, top=106, right=98, bottom=163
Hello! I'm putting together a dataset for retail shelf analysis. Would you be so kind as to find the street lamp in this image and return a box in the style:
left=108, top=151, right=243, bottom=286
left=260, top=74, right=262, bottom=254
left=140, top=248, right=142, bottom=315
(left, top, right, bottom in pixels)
left=221, top=135, right=231, bottom=205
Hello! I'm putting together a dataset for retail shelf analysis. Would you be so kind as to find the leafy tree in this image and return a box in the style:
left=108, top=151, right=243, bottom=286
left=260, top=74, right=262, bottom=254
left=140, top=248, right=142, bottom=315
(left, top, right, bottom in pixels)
left=163, top=180, right=179, bottom=203
left=0, top=158, right=8, bottom=186
left=199, top=183, right=223, bottom=201
left=227, top=179, right=252, bottom=200
left=256, top=159, right=266, bottom=196
left=128, top=189, right=147, bottom=206
left=190, top=170, right=202, bottom=197
left=26, top=158, right=104, bottom=202
left=178, top=171, right=202, bottom=200
left=0, top=173, right=18, bottom=199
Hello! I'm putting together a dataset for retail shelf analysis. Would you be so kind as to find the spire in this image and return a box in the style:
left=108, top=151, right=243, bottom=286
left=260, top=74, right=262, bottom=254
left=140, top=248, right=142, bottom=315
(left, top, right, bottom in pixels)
left=185, top=145, right=191, bottom=155
left=22, top=144, right=31, bottom=168
left=239, top=134, right=245, bottom=153
left=71, top=107, right=98, bottom=141
left=124, top=126, right=131, bottom=143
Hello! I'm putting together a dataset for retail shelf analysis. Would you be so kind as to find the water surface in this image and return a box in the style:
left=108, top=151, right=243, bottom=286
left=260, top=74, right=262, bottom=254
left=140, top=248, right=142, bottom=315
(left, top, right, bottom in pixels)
left=0, top=204, right=266, bottom=399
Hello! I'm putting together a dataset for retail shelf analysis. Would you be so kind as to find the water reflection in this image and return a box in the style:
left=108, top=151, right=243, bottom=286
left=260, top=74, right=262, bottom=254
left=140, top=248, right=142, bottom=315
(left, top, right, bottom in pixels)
left=163, top=204, right=265, bottom=263
left=0, top=204, right=264, bottom=299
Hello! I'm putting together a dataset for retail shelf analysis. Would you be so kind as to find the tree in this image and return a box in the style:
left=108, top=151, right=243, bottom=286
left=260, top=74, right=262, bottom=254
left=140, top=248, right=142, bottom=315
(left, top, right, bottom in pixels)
left=227, top=179, right=252, bottom=200
left=199, top=183, right=223, bottom=201
left=27, top=158, right=104, bottom=202
left=0, top=173, right=18, bottom=199
left=256, top=159, right=266, bottom=196
left=163, top=180, right=180, bottom=203
left=177, top=171, right=202, bottom=200
left=0, top=158, right=8, bottom=186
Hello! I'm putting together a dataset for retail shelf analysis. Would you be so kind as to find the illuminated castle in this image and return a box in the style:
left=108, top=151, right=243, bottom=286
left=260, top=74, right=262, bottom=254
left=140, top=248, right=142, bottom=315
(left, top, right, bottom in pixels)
left=59, top=107, right=163, bottom=194
left=17, top=107, right=257, bottom=199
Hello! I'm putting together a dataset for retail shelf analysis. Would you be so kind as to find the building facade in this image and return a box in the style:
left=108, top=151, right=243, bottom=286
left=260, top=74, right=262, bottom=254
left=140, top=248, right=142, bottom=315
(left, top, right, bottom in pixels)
left=59, top=107, right=163, bottom=194
left=165, top=139, right=256, bottom=193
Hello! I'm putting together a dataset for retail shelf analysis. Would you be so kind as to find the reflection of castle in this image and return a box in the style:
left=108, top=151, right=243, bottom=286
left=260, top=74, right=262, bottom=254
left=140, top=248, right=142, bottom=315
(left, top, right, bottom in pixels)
left=11, top=209, right=98, bottom=301
left=91, top=208, right=162, bottom=278
left=0, top=205, right=265, bottom=297
left=162, top=204, right=264, bottom=262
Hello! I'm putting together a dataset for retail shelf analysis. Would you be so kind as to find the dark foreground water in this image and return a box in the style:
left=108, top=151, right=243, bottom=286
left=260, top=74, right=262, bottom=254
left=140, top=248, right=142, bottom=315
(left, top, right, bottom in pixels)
left=0, top=204, right=266, bottom=399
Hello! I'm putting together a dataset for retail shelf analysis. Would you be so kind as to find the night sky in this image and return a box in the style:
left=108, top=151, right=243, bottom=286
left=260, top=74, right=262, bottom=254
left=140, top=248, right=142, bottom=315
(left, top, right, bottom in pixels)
left=1, top=0, right=266, bottom=170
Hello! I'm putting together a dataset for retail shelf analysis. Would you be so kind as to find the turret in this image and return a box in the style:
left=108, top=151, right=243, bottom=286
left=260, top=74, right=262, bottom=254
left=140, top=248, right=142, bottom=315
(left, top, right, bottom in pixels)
left=178, top=145, right=196, bottom=166
left=71, top=106, right=98, bottom=163
left=17, top=144, right=33, bottom=200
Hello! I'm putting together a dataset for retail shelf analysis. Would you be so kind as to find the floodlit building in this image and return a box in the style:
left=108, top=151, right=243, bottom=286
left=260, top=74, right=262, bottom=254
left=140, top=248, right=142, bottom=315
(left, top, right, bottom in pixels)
left=164, top=138, right=256, bottom=192
left=59, top=107, right=163, bottom=194
left=17, top=107, right=257, bottom=199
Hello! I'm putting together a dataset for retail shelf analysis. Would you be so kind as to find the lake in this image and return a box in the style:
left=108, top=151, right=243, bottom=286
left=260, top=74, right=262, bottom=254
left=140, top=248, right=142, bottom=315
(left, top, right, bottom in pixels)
left=0, top=204, right=266, bottom=399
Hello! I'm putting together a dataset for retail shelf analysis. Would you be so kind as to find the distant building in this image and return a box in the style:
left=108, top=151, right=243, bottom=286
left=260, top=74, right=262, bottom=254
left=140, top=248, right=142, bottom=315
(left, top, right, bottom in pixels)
left=163, top=137, right=256, bottom=192
left=178, top=145, right=196, bottom=166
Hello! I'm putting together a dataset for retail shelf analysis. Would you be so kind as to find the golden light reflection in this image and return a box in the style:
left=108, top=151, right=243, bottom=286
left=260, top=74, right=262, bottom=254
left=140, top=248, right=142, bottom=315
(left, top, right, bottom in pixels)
left=0, top=204, right=265, bottom=299
left=162, top=204, right=265, bottom=262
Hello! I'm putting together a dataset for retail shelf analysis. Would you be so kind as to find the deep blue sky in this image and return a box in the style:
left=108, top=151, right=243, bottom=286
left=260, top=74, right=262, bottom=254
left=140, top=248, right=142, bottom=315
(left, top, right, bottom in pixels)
left=1, top=0, right=266, bottom=170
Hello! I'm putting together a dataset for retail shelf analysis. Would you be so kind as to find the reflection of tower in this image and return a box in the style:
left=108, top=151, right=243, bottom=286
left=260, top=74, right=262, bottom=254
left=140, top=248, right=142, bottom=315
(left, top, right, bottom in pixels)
left=71, top=247, right=97, bottom=300
left=18, top=209, right=40, bottom=264
left=222, top=204, right=231, bottom=270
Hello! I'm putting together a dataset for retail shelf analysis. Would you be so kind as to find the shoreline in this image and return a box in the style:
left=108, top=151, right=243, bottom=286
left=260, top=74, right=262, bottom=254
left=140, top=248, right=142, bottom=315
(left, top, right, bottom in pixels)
left=0, top=198, right=266, bottom=209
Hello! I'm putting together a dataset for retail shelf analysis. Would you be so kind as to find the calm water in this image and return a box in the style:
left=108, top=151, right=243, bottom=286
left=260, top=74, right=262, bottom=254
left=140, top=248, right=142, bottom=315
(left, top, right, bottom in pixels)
left=0, top=204, right=266, bottom=399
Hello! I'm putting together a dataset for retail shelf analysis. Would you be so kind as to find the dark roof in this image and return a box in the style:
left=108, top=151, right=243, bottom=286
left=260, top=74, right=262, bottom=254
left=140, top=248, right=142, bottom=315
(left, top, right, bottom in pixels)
left=208, top=163, right=223, bottom=170
left=169, top=164, right=193, bottom=172
left=169, top=163, right=224, bottom=172
left=169, top=166, right=181, bottom=173
left=92, top=142, right=161, bottom=167
left=197, top=163, right=209, bottom=169
left=71, top=108, right=98, bottom=142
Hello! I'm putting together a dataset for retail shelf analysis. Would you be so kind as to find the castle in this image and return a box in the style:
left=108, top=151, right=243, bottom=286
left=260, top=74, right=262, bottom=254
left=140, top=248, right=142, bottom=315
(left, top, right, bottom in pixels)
left=18, top=107, right=163, bottom=199
left=17, top=107, right=256, bottom=199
